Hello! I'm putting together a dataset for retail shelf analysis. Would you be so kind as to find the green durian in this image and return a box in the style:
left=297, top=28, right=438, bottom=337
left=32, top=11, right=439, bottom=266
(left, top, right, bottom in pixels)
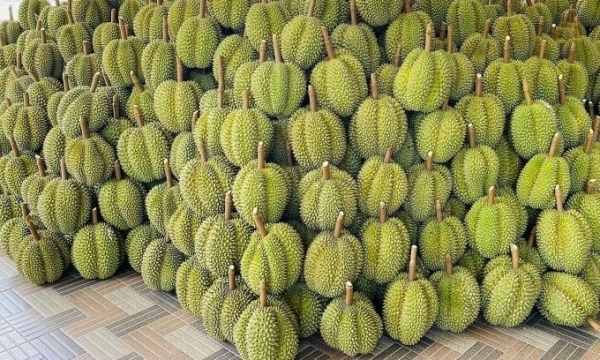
left=175, top=255, right=212, bottom=317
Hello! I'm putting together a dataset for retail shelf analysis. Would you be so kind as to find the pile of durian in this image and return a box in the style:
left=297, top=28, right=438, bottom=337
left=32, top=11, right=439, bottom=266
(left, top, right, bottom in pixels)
left=2, top=0, right=600, bottom=356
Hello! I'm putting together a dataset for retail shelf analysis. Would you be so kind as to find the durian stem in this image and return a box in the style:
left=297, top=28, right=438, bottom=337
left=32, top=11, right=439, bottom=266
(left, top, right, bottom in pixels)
left=199, top=0, right=205, bottom=18
left=378, top=202, right=387, bottom=223
left=439, top=23, right=447, bottom=41
left=35, top=155, right=46, bottom=177
left=8, top=5, right=13, bottom=21
left=131, top=71, right=144, bottom=92
left=28, top=68, right=39, bottom=82
left=272, top=34, right=282, bottom=63
left=537, top=16, right=544, bottom=37
left=133, top=105, right=144, bottom=127
left=82, top=40, right=89, bottom=55
left=9, top=136, right=19, bottom=157
left=436, top=200, right=443, bottom=222
left=4, top=98, right=10, bottom=107
left=16, top=53, right=21, bottom=70
left=9, top=66, right=19, bottom=80
left=259, top=40, right=267, bottom=64
left=176, top=57, right=184, bottom=82
left=424, top=23, right=433, bottom=52
left=217, top=55, right=225, bottom=89
left=308, top=0, right=316, bottom=17
left=55, top=0, right=60, bottom=6
left=445, top=254, right=453, bottom=275
left=442, top=98, right=449, bottom=110
left=468, top=123, right=476, bottom=149
left=349, top=0, right=357, bottom=26
left=285, top=141, right=293, bottom=167
left=102, top=71, right=112, bottom=86
left=165, top=231, right=171, bottom=243
left=586, top=180, right=597, bottom=194
left=162, top=16, right=169, bottom=42
left=594, top=116, right=600, bottom=142
left=40, top=29, right=47, bottom=44
left=253, top=209, right=268, bottom=238
left=91, top=208, right=98, bottom=225
left=242, top=90, right=250, bottom=109
left=393, top=45, right=402, bottom=67
left=322, top=161, right=331, bottom=180
left=586, top=317, right=600, bottom=332
left=538, top=39, right=546, bottom=59
left=525, top=0, right=532, bottom=6
left=114, top=160, right=122, bottom=181
left=588, top=101, right=595, bottom=120
left=370, top=73, right=379, bottom=100
left=217, top=85, right=224, bottom=109
left=67, top=9, right=74, bottom=25
left=63, top=73, right=70, bottom=91
left=584, top=129, right=594, bottom=154
left=574, top=18, right=580, bottom=38
left=507, top=0, right=513, bottom=16
left=567, top=42, right=575, bottom=63
left=112, top=95, right=120, bottom=119
left=549, top=132, right=560, bottom=157
left=80, top=117, right=89, bottom=139
left=510, top=244, right=519, bottom=269
left=426, top=151, right=433, bottom=172
left=22, top=92, right=29, bottom=107
left=191, top=110, right=198, bottom=132
left=20, top=203, right=28, bottom=220
left=334, top=212, right=344, bottom=239
left=384, top=147, right=393, bottom=163
left=475, top=73, right=483, bottom=96
left=345, top=282, right=354, bottom=306
left=26, top=218, right=40, bottom=242
left=528, top=227, right=536, bottom=247
left=228, top=265, right=236, bottom=290
left=523, top=79, right=532, bottom=106
left=403, top=0, right=411, bottom=14
left=558, top=75, right=566, bottom=105
left=259, top=280, right=267, bottom=307
left=111, top=8, right=117, bottom=23
left=447, top=25, right=454, bottom=53
left=164, top=159, right=173, bottom=188
left=503, top=36, right=511, bottom=63
left=198, top=140, right=208, bottom=162
left=118, top=17, right=127, bottom=40
left=487, top=186, right=495, bottom=205
left=257, top=142, right=265, bottom=169
left=555, top=185, right=564, bottom=212
left=60, top=158, right=67, bottom=180
left=0, top=34, right=5, bottom=47
left=551, top=24, right=556, bottom=40
left=90, top=72, right=101, bottom=93
left=322, top=27, right=335, bottom=60
left=225, top=191, right=232, bottom=220
left=408, top=245, right=417, bottom=281
left=308, top=85, right=317, bottom=112
left=568, top=5, right=574, bottom=23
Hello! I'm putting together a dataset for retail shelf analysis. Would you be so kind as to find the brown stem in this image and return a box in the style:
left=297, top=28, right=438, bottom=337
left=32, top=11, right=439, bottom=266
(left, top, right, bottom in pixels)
left=16, top=52, right=21, bottom=70
left=242, top=90, right=249, bottom=109
left=537, top=16, right=545, bottom=37
left=333, top=212, right=344, bottom=239
left=10, top=66, right=19, bottom=80
left=35, top=155, right=46, bottom=177
left=165, top=231, right=171, bottom=243
left=29, top=68, right=39, bottom=82
left=439, top=22, right=447, bottom=41
left=80, top=117, right=89, bottom=139
left=445, top=254, right=453, bottom=275
left=4, top=98, right=10, bottom=107
left=551, top=24, right=556, bottom=39
left=198, top=0, right=205, bottom=18
left=114, top=160, right=122, bottom=181
left=228, top=265, right=236, bottom=290
left=82, top=40, right=89, bottom=55
left=8, top=5, right=13, bottom=21
left=447, top=25, right=454, bottom=53
left=475, top=73, right=483, bottom=96
left=130, top=71, right=143, bottom=92
left=164, top=159, right=173, bottom=188
left=503, top=36, right=511, bottom=63
left=384, top=147, right=393, bottom=163
left=510, top=243, right=519, bottom=269
left=549, top=132, right=560, bottom=157
left=574, top=18, right=580, bottom=38
left=217, top=54, right=225, bottom=87
left=176, top=57, right=184, bottom=82
left=408, top=245, right=417, bottom=281
left=253, top=208, right=268, bottom=237
left=62, top=73, right=70, bottom=92
left=525, top=0, right=533, bottom=6
left=0, top=34, right=5, bottom=47
left=308, top=0, right=316, bottom=17
left=308, top=85, right=317, bottom=112
left=586, top=317, right=600, bottom=332
left=133, top=105, right=144, bottom=127
left=217, top=86, right=224, bottom=109
left=403, top=0, right=411, bottom=14
left=259, top=280, right=267, bottom=307
left=555, top=185, right=563, bottom=212
left=487, top=186, right=495, bottom=205
left=259, top=40, right=267, bottom=64
left=198, top=140, right=208, bottom=162
left=285, top=141, right=293, bottom=167
left=118, top=17, right=127, bottom=40
left=40, top=29, right=47, bottom=44
left=111, top=8, right=117, bottom=23
left=567, top=42, right=575, bottom=63
left=370, top=73, right=379, bottom=100
left=22, top=92, right=29, bottom=107
left=322, top=27, right=335, bottom=60
left=26, top=218, right=40, bottom=242
left=584, top=129, right=594, bottom=154
left=528, top=227, right=536, bottom=247
left=225, top=191, right=232, bottom=220
left=345, top=281, right=354, bottom=306
left=586, top=180, right=596, bottom=194
left=191, top=110, right=198, bottom=132
left=468, top=123, right=476, bottom=149
left=60, top=158, right=67, bottom=180
left=92, top=207, right=98, bottom=225
left=507, top=0, right=513, bottom=16
left=103, top=70, right=112, bottom=86
left=90, top=72, right=101, bottom=93
left=322, top=161, right=331, bottom=180
left=111, top=95, right=120, bottom=119
left=378, top=202, right=387, bottom=223
left=588, top=101, right=595, bottom=120
left=558, top=75, right=566, bottom=105
left=426, top=151, right=433, bottom=172
left=9, top=136, right=19, bottom=157
left=349, top=0, right=357, bottom=25
left=162, top=16, right=169, bottom=42
left=436, top=200, right=443, bottom=222
left=257, top=142, right=265, bottom=170
left=272, top=34, right=282, bottom=63
left=523, top=78, right=532, bottom=106
left=67, top=9, right=74, bottom=25
left=595, top=117, right=600, bottom=142
left=538, top=39, right=546, bottom=59
left=425, top=23, right=433, bottom=52
left=20, top=203, right=28, bottom=220
left=393, top=45, right=402, bottom=67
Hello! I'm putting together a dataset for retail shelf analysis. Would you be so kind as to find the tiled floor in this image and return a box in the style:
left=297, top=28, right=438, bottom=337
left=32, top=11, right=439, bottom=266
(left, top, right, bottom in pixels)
left=1, top=248, right=600, bottom=360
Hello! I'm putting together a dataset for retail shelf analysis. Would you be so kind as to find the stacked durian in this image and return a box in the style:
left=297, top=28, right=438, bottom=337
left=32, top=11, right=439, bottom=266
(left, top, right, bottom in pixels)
left=2, top=0, right=600, bottom=357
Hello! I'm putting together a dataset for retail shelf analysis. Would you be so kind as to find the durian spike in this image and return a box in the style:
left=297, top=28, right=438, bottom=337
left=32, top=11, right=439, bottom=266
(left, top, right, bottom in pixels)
left=538, top=39, right=546, bottom=59
left=555, top=185, right=564, bottom=212
left=447, top=24, right=454, bottom=53
left=23, top=92, right=30, bottom=107
left=272, top=34, right=282, bottom=63
left=527, top=227, right=536, bottom=247
left=8, top=5, right=13, bottom=21
left=114, top=160, right=122, bottom=181
left=584, top=129, right=594, bottom=154
left=475, top=73, right=483, bottom=96
left=20, top=203, right=29, bottom=221
left=28, top=68, right=39, bottom=82
left=426, top=151, right=433, bottom=172
left=586, top=179, right=597, bottom=194
left=285, top=141, right=293, bottom=167
left=548, top=132, right=560, bottom=157
left=503, top=36, right=511, bottom=63
left=225, top=191, right=233, bottom=220
left=384, top=147, right=393, bottom=163
left=537, top=16, right=544, bottom=37
left=228, top=265, right=236, bottom=290
left=242, top=90, right=250, bottom=109
left=253, top=208, right=268, bottom=237
left=345, top=281, right=354, bottom=306
left=176, top=57, right=184, bottom=82
left=92, top=207, right=98, bottom=225
left=35, top=155, right=46, bottom=177
left=322, top=161, right=331, bottom=180
left=4, top=98, right=10, bottom=107
left=523, top=78, right=532, bottom=105
left=322, top=27, right=335, bottom=60
left=510, top=243, right=519, bottom=269
left=257, top=142, right=265, bottom=170
left=164, top=159, right=173, bottom=188
left=370, top=73, right=379, bottom=100
left=586, top=317, right=600, bottom=332
left=199, top=0, right=205, bottom=18
left=487, top=186, right=495, bottom=205
left=133, top=105, right=144, bottom=127
left=131, top=71, right=144, bottom=92
left=259, top=40, right=267, bottom=64
left=111, top=8, right=117, bottom=23
left=408, top=245, right=418, bottom=281
left=334, top=212, right=344, bottom=239
left=198, top=140, right=208, bottom=162
left=162, top=16, right=169, bottom=42
left=26, top=218, right=40, bottom=242
left=468, top=123, right=476, bottom=149
left=308, top=0, right=316, bottom=17
left=112, top=94, right=120, bottom=118
left=259, top=280, right=268, bottom=307
left=191, top=110, right=198, bottom=132
left=8, top=136, right=19, bottom=157
left=558, top=75, right=566, bottom=105
left=436, top=200, right=443, bottom=222
left=90, top=72, right=101, bottom=93
left=439, top=22, right=448, bottom=41
left=379, top=202, right=387, bottom=223
left=80, top=117, right=90, bottom=139
left=118, top=17, right=127, bottom=40
left=60, top=158, right=68, bottom=180
left=588, top=101, right=595, bottom=120
left=424, top=23, right=433, bottom=52
left=567, top=42, right=576, bottom=63
left=507, top=0, right=513, bottom=16
left=445, top=254, right=453, bottom=275
left=403, top=0, right=411, bottom=14
left=551, top=24, right=556, bottom=39
left=82, top=40, right=89, bottom=55
left=308, top=85, right=318, bottom=112
left=393, top=45, right=402, bottom=67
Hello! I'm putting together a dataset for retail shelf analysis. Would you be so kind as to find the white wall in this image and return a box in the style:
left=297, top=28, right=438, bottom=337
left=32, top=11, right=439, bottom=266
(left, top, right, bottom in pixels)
left=0, top=1, right=25, bottom=21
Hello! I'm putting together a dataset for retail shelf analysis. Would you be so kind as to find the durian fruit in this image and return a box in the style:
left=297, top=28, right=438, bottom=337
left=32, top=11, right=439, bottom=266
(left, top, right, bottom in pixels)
left=555, top=75, right=592, bottom=149
left=280, top=0, right=326, bottom=70
left=0, top=203, right=35, bottom=261
left=516, top=132, right=571, bottom=209
left=538, top=272, right=600, bottom=330
left=457, top=248, right=487, bottom=281
left=56, top=6, right=90, bottom=62
left=1, top=92, right=49, bottom=152
left=71, top=0, right=110, bottom=29
left=524, top=39, right=560, bottom=102
left=241, top=209, right=304, bottom=295
left=483, top=36, right=524, bottom=114
left=145, top=160, right=182, bottom=235
left=465, top=187, right=518, bottom=258
left=383, top=245, right=438, bottom=345
left=358, top=149, right=408, bottom=217
left=141, top=16, right=176, bottom=91
left=201, top=265, right=255, bottom=342
left=102, top=17, right=144, bottom=88
left=289, top=85, right=346, bottom=169
left=119, top=0, right=143, bottom=27
left=126, top=223, right=159, bottom=273
left=446, top=25, right=475, bottom=101
left=374, top=45, right=401, bottom=97
left=0, top=34, right=17, bottom=69
left=169, top=126, right=198, bottom=181
left=406, top=152, right=453, bottom=222
left=492, top=0, right=536, bottom=60
left=384, top=0, right=431, bottom=63
left=206, top=0, right=251, bottom=32
left=175, top=255, right=212, bottom=317
left=419, top=200, right=467, bottom=271
left=65, top=117, right=115, bottom=187
left=536, top=185, right=592, bottom=274
left=515, top=227, right=547, bottom=275
left=533, top=18, right=560, bottom=62
left=195, top=191, right=252, bottom=278
left=568, top=180, right=600, bottom=251
left=280, top=143, right=303, bottom=219
left=510, top=79, right=561, bottom=159
left=562, top=21, right=600, bottom=76
left=166, top=0, right=200, bottom=42
left=460, top=20, right=501, bottom=75
left=310, top=27, right=367, bottom=118
left=38, top=1, right=68, bottom=37
left=45, top=74, right=68, bottom=127
left=20, top=156, right=55, bottom=215
left=212, top=34, right=258, bottom=88
left=394, top=23, right=455, bottom=113
left=245, top=1, right=288, bottom=55
left=304, top=212, right=363, bottom=297
left=430, top=254, right=480, bottom=332
left=452, top=124, right=500, bottom=204
left=360, top=202, right=410, bottom=283
left=100, top=95, right=134, bottom=148
left=299, top=162, right=358, bottom=230
left=565, top=130, right=600, bottom=194
left=64, top=40, right=102, bottom=88
left=176, top=0, right=221, bottom=69
left=232, top=39, right=265, bottom=110
left=4, top=64, right=34, bottom=105
left=22, top=29, right=63, bottom=79
left=97, top=161, right=145, bottom=231
left=556, top=42, right=588, bottom=100
left=577, top=0, right=600, bottom=28
left=446, top=0, right=484, bottom=47
left=350, top=74, right=408, bottom=160
left=0, top=194, right=22, bottom=238
left=42, top=127, right=66, bottom=176
left=71, top=208, right=123, bottom=280
left=2, top=136, right=36, bottom=196
left=297, top=0, right=349, bottom=32
left=140, top=231, right=185, bottom=292
left=133, top=0, right=169, bottom=42
left=581, top=252, right=600, bottom=296
left=167, top=202, right=203, bottom=257
left=117, top=105, right=170, bottom=183
left=0, top=6, right=22, bottom=44
left=127, top=71, right=157, bottom=123
left=481, top=244, right=542, bottom=327
left=14, top=218, right=69, bottom=286
left=19, top=0, right=50, bottom=31
left=282, top=282, right=326, bottom=338
left=415, top=101, right=466, bottom=163
left=92, top=9, right=120, bottom=54
left=320, top=281, right=383, bottom=356
left=233, top=280, right=299, bottom=360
